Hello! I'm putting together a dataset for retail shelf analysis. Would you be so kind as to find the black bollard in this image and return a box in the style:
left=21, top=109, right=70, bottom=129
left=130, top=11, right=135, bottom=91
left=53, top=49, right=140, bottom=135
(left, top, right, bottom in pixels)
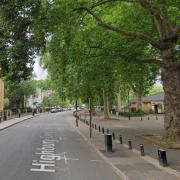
left=148, top=116, right=150, bottom=120
left=141, top=116, right=143, bottom=121
left=92, top=123, right=94, bottom=128
left=98, top=126, right=101, bottom=132
left=106, top=129, right=109, bottom=134
left=105, top=134, right=112, bottom=152
left=119, top=135, right=123, bottom=144
left=156, top=115, right=158, bottom=120
left=128, top=139, right=132, bottom=149
left=102, top=127, right=105, bottom=134
left=76, top=119, right=78, bottom=127
left=112, top=132, right=115, bottom=140
left=158, top=149, right=168, bottom=166
left=139, top=144, right=145, bottom=156
left=95, top=124, right=97, bottom=130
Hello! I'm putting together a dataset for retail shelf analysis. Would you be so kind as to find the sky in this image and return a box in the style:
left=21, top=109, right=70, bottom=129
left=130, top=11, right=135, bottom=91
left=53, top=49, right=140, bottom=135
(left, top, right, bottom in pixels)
left=33, top=56, right=47, bottom=80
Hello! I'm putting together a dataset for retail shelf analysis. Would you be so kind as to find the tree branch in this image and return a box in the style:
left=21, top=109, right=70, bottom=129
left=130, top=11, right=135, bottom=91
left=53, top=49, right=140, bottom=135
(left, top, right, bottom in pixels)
left=140, top=59, right=162, bottom=66
left=91, top=0, right=135, bottom=8
left=74, top=6, right=159, bottom=49
left=136, top=0, right=159, bottom=16
left=91, top=0, right=119, bottom=8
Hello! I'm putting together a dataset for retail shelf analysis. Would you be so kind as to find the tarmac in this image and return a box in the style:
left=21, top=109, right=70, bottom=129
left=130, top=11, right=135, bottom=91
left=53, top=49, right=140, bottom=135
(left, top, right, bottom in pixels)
left=74, top=110, right=180, bottom=180
left=0, top=111, right=179, bottom=179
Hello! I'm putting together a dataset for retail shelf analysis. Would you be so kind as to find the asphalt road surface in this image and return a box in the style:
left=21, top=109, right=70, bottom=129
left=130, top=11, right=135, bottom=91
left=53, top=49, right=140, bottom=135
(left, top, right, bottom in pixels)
left=0, top=111, right=121, bottom=180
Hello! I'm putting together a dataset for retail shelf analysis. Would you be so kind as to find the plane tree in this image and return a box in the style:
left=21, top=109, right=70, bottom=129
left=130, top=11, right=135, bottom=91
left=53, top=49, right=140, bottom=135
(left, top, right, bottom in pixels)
left=74, top=0, right=180, bottom=142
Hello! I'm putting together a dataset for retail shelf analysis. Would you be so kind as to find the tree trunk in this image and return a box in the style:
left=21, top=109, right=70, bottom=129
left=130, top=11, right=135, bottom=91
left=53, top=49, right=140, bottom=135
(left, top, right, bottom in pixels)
left=136, top=93, right=142, bottom=111
left=115, top=91, right=121, bottom=112
left=162, top=63, right=180, bottom=142
left=103, top=89, right=110, bottom=120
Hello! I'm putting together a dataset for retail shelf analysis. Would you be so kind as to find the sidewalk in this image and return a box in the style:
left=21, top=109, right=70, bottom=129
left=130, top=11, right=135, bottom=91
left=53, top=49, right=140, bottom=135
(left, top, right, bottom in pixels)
left=0, top=114, right=35, bottom=131
left=72, top=112, right=180, bottom=180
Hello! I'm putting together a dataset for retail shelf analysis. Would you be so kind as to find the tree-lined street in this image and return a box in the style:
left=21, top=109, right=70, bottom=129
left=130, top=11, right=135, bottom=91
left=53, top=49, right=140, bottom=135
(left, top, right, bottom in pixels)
left=0, top=1, right=180, bottom=179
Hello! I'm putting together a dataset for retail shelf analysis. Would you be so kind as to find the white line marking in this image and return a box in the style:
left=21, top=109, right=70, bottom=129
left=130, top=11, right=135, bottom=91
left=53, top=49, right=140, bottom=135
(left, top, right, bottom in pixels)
left=90, top=160, right=104, bottom=163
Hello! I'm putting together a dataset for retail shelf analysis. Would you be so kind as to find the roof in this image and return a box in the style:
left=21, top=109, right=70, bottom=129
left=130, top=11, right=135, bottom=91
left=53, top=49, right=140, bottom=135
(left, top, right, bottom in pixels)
left=142, top=92, right=164, bottom=102
left=130, top=92, right=164, bottom=104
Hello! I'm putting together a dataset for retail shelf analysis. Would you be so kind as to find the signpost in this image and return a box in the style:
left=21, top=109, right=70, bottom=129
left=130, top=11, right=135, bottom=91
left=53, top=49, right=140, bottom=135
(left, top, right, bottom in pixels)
left=89, top=97, right=92, bottom=138
left=76, top=99, right=78, bottom=127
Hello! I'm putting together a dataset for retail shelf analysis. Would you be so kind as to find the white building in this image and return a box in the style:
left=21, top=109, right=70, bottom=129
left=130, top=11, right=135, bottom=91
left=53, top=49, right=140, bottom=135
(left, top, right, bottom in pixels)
left=25, top=88, right=52, bottom=108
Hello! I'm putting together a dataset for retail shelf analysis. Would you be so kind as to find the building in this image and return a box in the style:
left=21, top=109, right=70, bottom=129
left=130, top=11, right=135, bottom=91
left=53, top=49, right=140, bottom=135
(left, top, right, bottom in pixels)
left=130, top=92, right=164, bottom=114
left=25, top=88, right=52, bottom=108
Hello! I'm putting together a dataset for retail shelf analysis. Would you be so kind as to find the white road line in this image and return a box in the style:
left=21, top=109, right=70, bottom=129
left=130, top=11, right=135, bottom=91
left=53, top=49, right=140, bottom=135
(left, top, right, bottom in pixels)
left=90, top=160, right=104, bottom=163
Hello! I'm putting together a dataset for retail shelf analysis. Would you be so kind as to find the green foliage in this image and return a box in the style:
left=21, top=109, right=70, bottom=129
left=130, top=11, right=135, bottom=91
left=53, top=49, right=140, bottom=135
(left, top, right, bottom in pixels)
left=0, top=0, right=41, bottom=81
left=5, top=80, right=36, bottom=108
left=42, top=92, right=70, bottom=107
left=3, top=98, right=9, bottom=108
left=149, top=85, right=163, bottom=95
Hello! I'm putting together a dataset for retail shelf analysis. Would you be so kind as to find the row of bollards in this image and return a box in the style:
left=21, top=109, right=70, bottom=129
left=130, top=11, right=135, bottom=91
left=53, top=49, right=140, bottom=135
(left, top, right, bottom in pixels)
left=78, top=115, right=167, bottom=167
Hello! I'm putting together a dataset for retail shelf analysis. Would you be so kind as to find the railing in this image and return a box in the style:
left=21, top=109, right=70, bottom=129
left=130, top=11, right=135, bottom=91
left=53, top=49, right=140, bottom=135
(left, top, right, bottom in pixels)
left=0, top=108, right=46, bottom=123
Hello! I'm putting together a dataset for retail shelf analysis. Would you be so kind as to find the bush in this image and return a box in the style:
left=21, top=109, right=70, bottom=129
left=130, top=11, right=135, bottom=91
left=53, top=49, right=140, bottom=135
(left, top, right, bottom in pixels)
left=118, top=111, right=148, bottom=117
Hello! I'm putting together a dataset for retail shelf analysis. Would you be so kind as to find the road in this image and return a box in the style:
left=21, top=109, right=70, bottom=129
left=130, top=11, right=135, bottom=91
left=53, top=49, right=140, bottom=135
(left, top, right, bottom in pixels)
left=0, top=111, right=121, bottom=180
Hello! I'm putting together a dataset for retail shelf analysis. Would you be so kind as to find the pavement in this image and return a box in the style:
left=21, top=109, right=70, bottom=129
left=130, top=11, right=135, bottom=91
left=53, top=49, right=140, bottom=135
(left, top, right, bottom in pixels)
left=0, top=114, right=35, bottom=131
left=75, top=110, right=180, bottom=179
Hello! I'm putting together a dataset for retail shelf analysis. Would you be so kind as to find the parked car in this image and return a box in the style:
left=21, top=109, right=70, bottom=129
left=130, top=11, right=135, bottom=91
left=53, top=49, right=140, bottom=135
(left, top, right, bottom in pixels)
left=50, top=109, right=59, bottom=113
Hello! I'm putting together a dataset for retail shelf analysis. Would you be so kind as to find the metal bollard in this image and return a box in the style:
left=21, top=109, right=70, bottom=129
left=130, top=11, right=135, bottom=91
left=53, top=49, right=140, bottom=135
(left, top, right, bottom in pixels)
left=112, top=132, right=115, bottom=140
left=106, top=129, right=109, bottom=134
left=119, top=135, right=123, bottom=144
left=92, top=123, right=94, bottom=128
left=156, top=115, right=158, bottom=120
left=102, top=127, right=105, bottom=134
left=105, top=134, right=112, bottom=152
left=158, top=149, right=168, bottom=166
left=139, top=144, right=145, bottom=156
left=95, top=124, right=97, bottom=130
left=141, top=116, right=143, bottom=121
left=128, top=139, right=132, bottom=149
left=148, top=116, right=150, bottom=120
left=98, top=126, right=101, bottom=132
left=76, top=118, right=78, bottom=127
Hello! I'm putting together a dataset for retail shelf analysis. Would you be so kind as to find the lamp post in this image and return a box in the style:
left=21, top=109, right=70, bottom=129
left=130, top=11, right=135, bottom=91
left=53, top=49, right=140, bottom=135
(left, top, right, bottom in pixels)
left=89, top=97, right=92, bottom=138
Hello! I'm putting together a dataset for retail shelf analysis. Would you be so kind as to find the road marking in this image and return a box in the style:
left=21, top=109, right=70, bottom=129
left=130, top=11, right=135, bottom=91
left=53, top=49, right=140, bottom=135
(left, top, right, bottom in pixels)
left=30, top=135, right=79, bottom=173
left=90, top=160, right=104, bottom=163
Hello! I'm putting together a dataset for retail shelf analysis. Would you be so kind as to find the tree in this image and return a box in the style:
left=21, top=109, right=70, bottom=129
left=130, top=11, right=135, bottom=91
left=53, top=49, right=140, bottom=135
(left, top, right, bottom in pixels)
left=5, top=80, right=36, bottom=108
left=74, top=0, right=180, bottom=142
left=0, top=0, right=41, bottom=81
